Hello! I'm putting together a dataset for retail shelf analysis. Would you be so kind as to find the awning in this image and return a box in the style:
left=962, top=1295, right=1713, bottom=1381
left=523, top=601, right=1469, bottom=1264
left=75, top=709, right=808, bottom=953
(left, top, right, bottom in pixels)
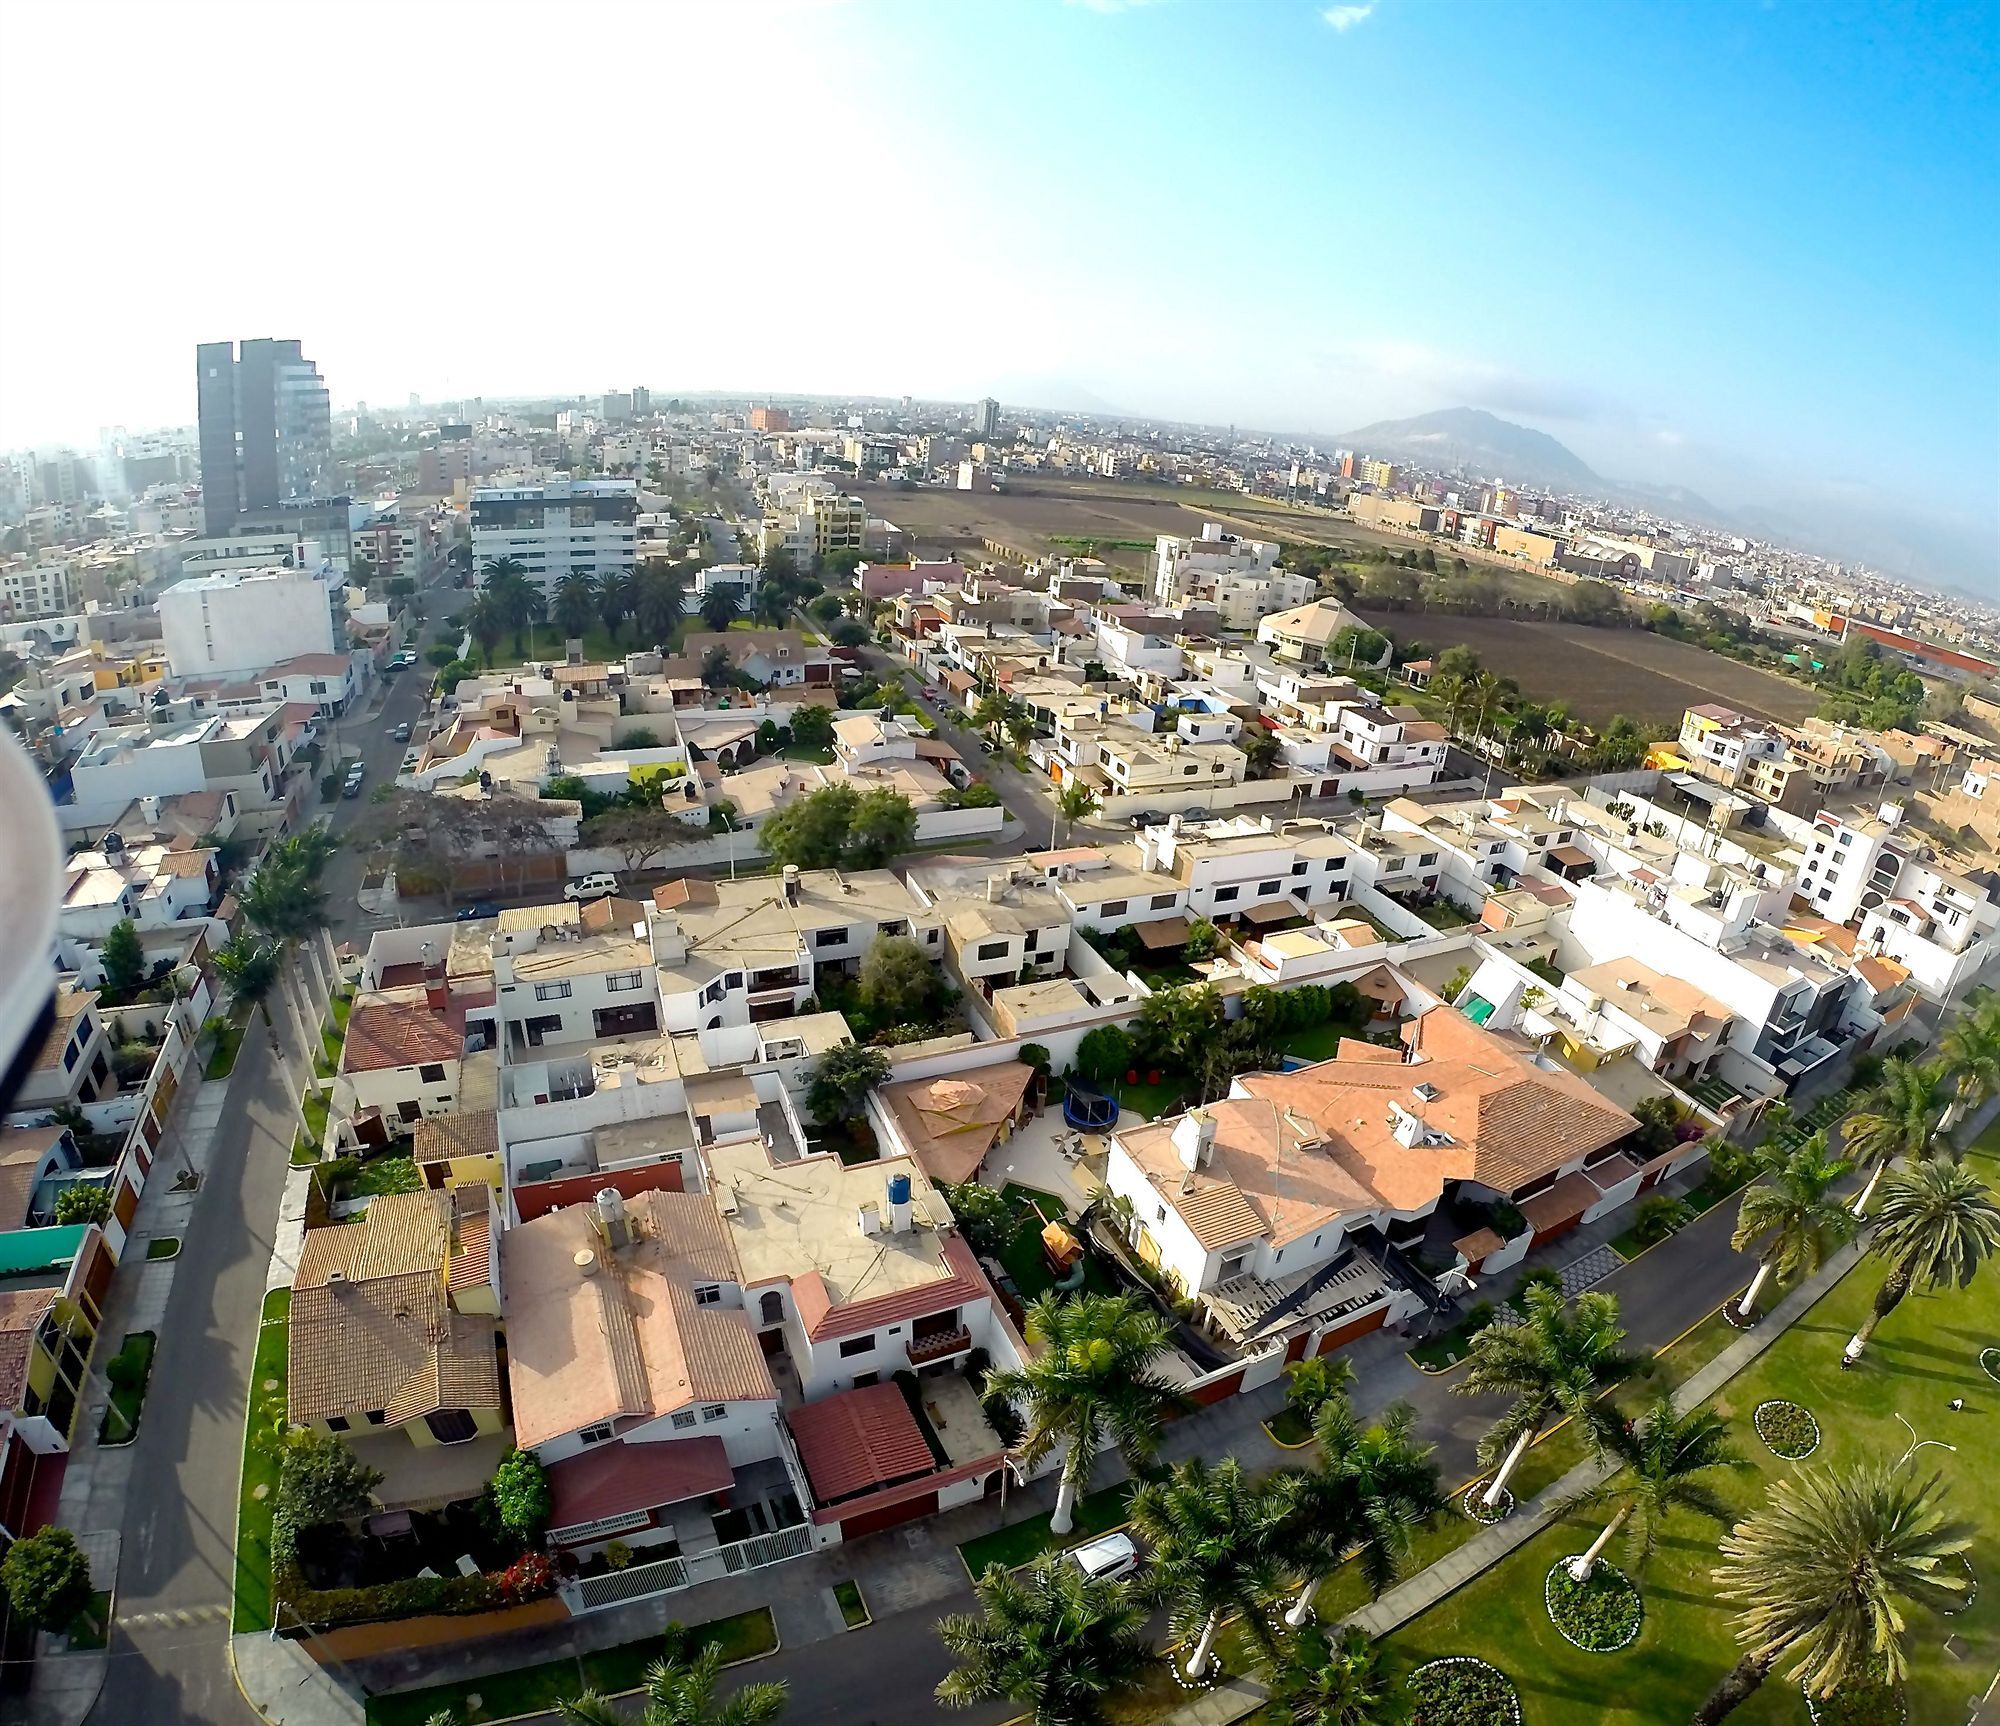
left=1461, top=995, right=1497, bottom=1025
left=1518, top=1171, right=1601, bottom=1234
left=1549, top=845, right=1595, bottom=870
left=546, top=1434, right=733, bottom=1531
left=1240, top=897, right=1305, bottom=926
left=1136, top=916, right=1192, bottom=950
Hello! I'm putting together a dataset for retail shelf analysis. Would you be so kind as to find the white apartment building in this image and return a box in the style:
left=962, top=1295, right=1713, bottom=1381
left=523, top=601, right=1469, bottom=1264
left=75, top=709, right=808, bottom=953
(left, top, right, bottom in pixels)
left=0, top=559, right=75, bottom=623
left=491, top=908, right=662, bottom=1055
left=158, top=565, right=342, bottom=679
left=1152, top=525, right=1315, bottom=629
left=470, top=479, right=639, bottom=592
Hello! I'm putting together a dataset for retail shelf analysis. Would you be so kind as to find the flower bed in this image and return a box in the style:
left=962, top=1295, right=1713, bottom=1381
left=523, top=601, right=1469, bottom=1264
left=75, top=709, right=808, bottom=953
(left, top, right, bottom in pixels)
left=1406, top=1656, right=1522, bottom=1726
left=1753, top=1399, right=1821, bottom=1459
left=1461, top=1483, right=1515, bottom=1524
left=1805, top=1676, right=1907, bottom=1725
left=1942, top=1553, right=1979, bottom=1617
left=1980, top=1346, right=2000, bottom=1384
left=1544, top=1559, right=1643, bottom=1653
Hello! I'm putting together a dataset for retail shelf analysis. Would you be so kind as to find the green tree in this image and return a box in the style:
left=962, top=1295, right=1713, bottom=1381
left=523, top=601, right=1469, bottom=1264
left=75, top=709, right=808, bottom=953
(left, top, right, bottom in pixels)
left=1241, top=729, right=1282, bottom=776
left=808, top=593, right=844, bottom=625
left=53, top=1184, right=114, bottom=1225
left=598, top=569, right=634, bottom=643
left=700, top=586, right=742, bottom=633
left=804, top=1040, right=891, bottom=1124
left=1132, top=984, right=1225, bottom=1070
left=1561, top=1391, right=1740, bottom=1581
left=857, top=935, right=942, bottom=1026
left=1073, top=1024, right=1132, bottom=1086
left=1131, top=1456, right=1292, bottom=1677
left=213, top=931, right=282, bottom=1026
left=100, top=916, right=146, bottom=999
left=465, top=591, right=506, bottom=664
left=615, top=727, right=661, bottom=750
left=1182, top=916, right=1220, bottom=961
left=935, top=1554, right=1152, bottom=1726
left=829, top=619, right=869, bottom=648
left=1282, top=1353, right=1354, bottom=1423
left=486, top=1448, right=551, bottom=1541
left=974, top=692, right=1010, bottom=738
left=1263, top=1625, right=1401, bottom=1726
left=845, top=787, right=917, bottom=867
left=752, top=583, right=791, bottom=627
left=636, top=566, right=690, bottom=644
left=278, top=1427, right=383, bottom=1526
left=1697, top=1464, right=1970, bottom=1720
left=1279, top=1394, right=1442, bottom=1626
left=580, top=807, right=691, bottom=876
left=552, top=572, right=599, bottom=640
left=1454, top=1283, right=1635, bottom=1510
left=790, top=703, right=835, bottom=748
left=1728, top=1133, right=1852, bottom=1319
left=557, top=1639, right=786, bottom=1726
left=983, top=1292, right=1182, bottom=1535
left=1841, top=1155, right=2000, bottom=1364
left=0, top=1526, right=94, bottom=1632
left=1055, top=779, right=1098, bottom=842
left=760, top=782, right=859, bottom=870
left=700, top=644, right=734, bottom=689
left=759, top=545, right=798, bottom=585
left=1935, top=999, right=2000, bottom=1139
left=1843, top=1057, right=1948, bottom=1215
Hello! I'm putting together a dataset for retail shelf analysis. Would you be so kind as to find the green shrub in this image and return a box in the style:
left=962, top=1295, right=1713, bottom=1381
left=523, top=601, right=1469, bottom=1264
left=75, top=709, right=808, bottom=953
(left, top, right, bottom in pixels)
left=53, top=1184, right=114, bottom=1226
left=1630, top=1193, right=1691, bottom=1247
left=1544, top=1561, right=1642, bottom=1652
left=486, top=1448, right=551, bottom=1541
left=1406, top=1656, right=1519, bottom=1726
left=1, top=1527, right=94, bottom=1631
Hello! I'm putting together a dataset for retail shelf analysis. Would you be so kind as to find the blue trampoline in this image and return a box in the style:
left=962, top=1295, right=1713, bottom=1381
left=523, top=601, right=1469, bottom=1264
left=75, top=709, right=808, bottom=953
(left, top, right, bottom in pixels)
left=1063, top=1083, right=1118, bottom=1131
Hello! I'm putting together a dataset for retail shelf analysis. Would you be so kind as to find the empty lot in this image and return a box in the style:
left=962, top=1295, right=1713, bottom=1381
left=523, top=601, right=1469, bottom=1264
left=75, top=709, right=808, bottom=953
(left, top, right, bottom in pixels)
left=1357, top=612, right=1822, bottom=728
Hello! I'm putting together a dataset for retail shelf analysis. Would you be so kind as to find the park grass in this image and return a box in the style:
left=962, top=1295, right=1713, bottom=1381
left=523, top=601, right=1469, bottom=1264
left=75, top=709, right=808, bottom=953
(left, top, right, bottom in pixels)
left=232, top=1287, right=290, bottom=1634
left=1368, top=1131, right=2000, bottom=1726
left=958, top=1478, right=1137, bottom=1579
left=364, top=1606, right=779, bottom=1726
left=96, top=1331, right=155, bottom=1446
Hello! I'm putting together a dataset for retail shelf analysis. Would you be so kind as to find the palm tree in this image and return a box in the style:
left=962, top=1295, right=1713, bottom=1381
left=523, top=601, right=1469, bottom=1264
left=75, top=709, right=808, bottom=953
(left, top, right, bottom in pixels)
left=981, top=1291, right=1182, bottom=1536
left=465, top=592, right=505, bottom=665
left=1727, top=1132, right=1851, bottom=1318
left=974, top=692, right=1010, bottom=740
left=598, top=569, right=633, bottom=643
left=1427, top=671, right=1470, bottom=738
left=637, top=565, right=690, bottom=645
left=1004, top=703, right=1035, bottom=748
left=1055, top=779, right=1097, bottom=845
left=1279, top=1394, right=1442, bottom=1627
left=1935, top=1000, right=2000, bottom=1137
left=1696, top=1463, right=1970, bottom=1721
left=1841, top=1155, right=2000, bottom=1364
left=1561, top=1391, right=1740, bottom=1582
left=557, top=1641, right=785, bottom=1726
left=1454, top=1283, right=1635, bottom=1511
left=236, top=862, right=323, bottom=1090
left=751, top=583, right=791, bottom=628
left=699, top=586, right=742, bottom=634
left=935, top=1553, right=1151, bottom=1725
left=1242, top=728, right=1282, bottom=777
left=552, top=571, right=599, bottom=640
left=1843, top=1057, right=1948, bottom=1215
left=212, top=933, right=308, bottom=1127
left=1131, top=1455, right=1292, bottom=1679
left=1264, top=1626, right=1400, bottom=1726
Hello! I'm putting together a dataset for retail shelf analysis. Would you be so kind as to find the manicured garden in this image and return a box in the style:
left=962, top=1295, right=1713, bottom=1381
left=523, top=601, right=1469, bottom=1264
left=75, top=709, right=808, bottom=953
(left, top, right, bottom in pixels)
left=363, top=1605, right=779, bottom=1726
left=957, top=1478, right=1136, bottom=1579
left=96, top=1331, right=155, bottom=1446
left=992, top=1183, right=1118, bottom=1303
left=202, top=1009, right=246, bottom=1080
left=232, top=1287, right=290, bottom=1634
left=1370, top=1133, right=2000, bottom=1725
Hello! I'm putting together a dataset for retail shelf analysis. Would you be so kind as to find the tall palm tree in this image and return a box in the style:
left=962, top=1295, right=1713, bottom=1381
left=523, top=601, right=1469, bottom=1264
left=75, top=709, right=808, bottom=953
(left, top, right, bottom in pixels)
left=1561, top=1391, right=1740, bottom=1582
left=1454, top=1283, right=1635, bottom=1511
left=557, top=1641, right=785, bottom=1726
left=974, top=692, right=1010, bottom=740
left=636, top=565, right=690, bottom=645
left=211, top=934, right=308, bottom=1128
left=1842, top=1155, right=2000, bottom=1364
left=982, top=1291, right=1182, bottom=1535
left=1696, top=1464, right=1970, bottom=1721
left=1241, top=728, right=1282, bottom=778
left=1055, top=779, right=1097, bottom=846
left=1728, top=1132, right=1852, bottom=1319
left=236, top=862, right=324, bottom=1091
left=552, top=571, right=599, bottom=640
left=1279, top=1394, right=1443, bottom=1627
left=1427, top=670, right=1470, bottom=739
left=751, top=582, right=791, bottom=628
left=1843, top=1057, right=1949, bottom=1215
left=465, top=591, right=506, bottom=665
left=598, top=568, right=633, bottom=643
left=1264, top=1626, right=1400, bottom=1726
left=935, top=1553, right=1151, bottom=1726
left=1131, top=1455, right=1292, bottom=1679
left=1935, top=1001, right=2000, bottom=1138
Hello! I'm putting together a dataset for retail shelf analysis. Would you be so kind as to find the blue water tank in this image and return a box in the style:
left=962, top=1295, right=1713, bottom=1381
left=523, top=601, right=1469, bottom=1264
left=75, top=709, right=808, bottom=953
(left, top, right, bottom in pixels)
left=887, top=1172, right=912, bottom=1207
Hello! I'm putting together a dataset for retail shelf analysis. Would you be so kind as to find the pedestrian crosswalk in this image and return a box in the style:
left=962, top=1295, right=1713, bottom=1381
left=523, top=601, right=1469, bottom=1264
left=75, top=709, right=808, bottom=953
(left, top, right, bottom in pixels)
left=117, top=1603, right=229, bottom=1630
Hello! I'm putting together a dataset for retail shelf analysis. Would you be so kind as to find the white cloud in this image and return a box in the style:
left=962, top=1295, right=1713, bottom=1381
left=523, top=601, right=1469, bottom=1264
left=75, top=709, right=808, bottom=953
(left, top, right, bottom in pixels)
left=1322, top=3, right=1376, bottom=30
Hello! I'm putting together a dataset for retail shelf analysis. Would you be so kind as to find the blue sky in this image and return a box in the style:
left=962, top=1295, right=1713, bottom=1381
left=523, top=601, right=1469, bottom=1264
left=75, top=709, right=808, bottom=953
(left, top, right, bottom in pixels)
left=1, top=0, right=1993, bottom=576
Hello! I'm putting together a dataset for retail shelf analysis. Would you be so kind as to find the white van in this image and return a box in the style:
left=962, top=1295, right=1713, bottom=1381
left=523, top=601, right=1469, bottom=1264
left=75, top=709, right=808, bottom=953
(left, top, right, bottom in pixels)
left=1065, top=1531, right=1139, bottom=1582
left=564, top=872, right=620, bottom=902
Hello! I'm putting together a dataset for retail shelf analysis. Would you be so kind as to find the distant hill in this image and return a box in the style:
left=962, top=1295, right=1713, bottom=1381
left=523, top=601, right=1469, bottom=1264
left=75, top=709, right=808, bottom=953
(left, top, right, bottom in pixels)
left=1335, top=406, right=1601, bottom=490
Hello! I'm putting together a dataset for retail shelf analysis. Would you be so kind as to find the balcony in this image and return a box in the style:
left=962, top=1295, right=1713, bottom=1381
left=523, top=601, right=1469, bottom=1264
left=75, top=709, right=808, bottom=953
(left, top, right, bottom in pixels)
left=906, top=1325, right=972, bottom=1366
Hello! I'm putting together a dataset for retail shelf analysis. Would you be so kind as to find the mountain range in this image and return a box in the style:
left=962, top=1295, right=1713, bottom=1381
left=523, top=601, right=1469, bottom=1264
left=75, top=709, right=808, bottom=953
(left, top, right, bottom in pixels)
left=1333, top=406, right=1604, bottom=491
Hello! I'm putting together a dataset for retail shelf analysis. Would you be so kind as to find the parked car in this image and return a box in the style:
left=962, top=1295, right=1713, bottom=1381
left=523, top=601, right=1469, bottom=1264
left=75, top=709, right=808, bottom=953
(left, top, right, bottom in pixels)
left=564, top=871, right=620, bottom=902
left=391, top=720, right=411, bottom=742
left=341, top=766, right=365, bottom=799
left=921, top=686, right=940, bottom=700
left=1128, top=809, right=1167, bottom=829
left=455, top=900, right=500, bottom=922
left=1066, top=1532, right=1139, bottom=1583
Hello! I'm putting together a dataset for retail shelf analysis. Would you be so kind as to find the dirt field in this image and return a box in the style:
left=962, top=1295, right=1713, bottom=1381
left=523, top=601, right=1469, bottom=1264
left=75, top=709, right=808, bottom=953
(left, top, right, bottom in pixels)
left=1357, top=612, right=1822, bottom=728
left=857, top=478, right=1218, bottom=574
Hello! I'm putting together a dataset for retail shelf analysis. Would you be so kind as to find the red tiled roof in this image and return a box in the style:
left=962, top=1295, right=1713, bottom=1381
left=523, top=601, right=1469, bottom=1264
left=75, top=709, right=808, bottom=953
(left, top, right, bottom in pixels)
left=342, top=998, right=467, bottom=1072
left=790, top=1233, right=992, bottom=1342
left=786, top=1383, right=937, bottom=1506
left=546, top=1434, right=733, bottom=1532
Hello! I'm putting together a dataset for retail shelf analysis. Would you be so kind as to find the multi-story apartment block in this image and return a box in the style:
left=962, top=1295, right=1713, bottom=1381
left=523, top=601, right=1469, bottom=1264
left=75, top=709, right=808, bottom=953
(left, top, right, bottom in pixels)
left=195, top=337, right=334, bottom=536
left=470, top=479, right=639, bottom=592
left=0, top=559, right=75, bottom=624
left=158, top=565, right=343, bottom=679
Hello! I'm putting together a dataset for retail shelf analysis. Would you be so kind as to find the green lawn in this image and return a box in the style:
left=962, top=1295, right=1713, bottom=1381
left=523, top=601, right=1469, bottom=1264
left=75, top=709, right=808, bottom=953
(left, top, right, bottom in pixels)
left=781, top=742, right=836, bottom=763
left=203, top=1014, right=245, bottom=1080
left=96, top=1331, right=155, bottom=1445
left=994, top=1183, right=1118, bottom=1302
left=145, top=1236, right=180, bottom=1260
left=833, top=1578, right=870, bottom=1628
left=958, top=1478, right=1137, bottom=1579
left=1370, top=1134, right=2000, bottom=1725
left=350, top=1155, right=421, bottom=1197
left=232, top=1288, right=290, bottom=1633
left=364, top=1606, right=779, bottom=1726
left=1110, top=1076, right=1189, bottom=1121
left=300, top=1090, right=329, bottom=1148
left=1278, top=1020, right=1370, bottom=1065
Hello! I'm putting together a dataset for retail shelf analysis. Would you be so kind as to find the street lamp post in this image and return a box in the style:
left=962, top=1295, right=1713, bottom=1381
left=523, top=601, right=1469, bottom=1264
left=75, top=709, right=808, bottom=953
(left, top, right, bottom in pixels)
left=715, top=806, right=740, bottom=882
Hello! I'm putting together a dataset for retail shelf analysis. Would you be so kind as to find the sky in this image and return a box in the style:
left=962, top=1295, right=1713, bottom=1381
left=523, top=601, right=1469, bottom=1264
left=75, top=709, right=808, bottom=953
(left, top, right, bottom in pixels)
left=2, top=0, right=1995, bottom=580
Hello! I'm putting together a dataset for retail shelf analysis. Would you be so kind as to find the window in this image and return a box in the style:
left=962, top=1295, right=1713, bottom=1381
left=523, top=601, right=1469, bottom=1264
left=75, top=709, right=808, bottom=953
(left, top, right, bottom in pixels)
left=701, top=1404, right=727, bottom=1423
left=604, top=971, right=643, bottom=993
left=1259, top=880, right=1281, bottom=895
left=426, top=1409, right=479, bottom=1445
left=694, top=1284, right=721, bottom=1306
left=1291, top=861, right=1308, bottom=876
left=670, top=1410, right=697, bottom=1430
left=838, top=1334, right=875, bottom=1358
left=1213, top=885, right=1240, bottom=903
left=1419, top=852, right=1439, bottom=867
left=976, top=940, right=1009, bottom=960
left=815, top=928, right=847, bottom=949
left=1100, top=899, right=1127, bottom=917
left=759, top=1290, right=784, bottom=1326
left=1151, top=894, right=1177, bottom=909
left=364, top=1410, right=387, bottom=1426
left=534, top=981, right=572, bottom=1001
left=852, top=1371, right=879, bottom=1388
left=1324, top=858, right=1341, bottom=871
left=61, top=1038, right=78, bottom=1072
left=326, top=1415, right=350, bottom=1432
left=418, top=1063, right=446, bottom=1083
